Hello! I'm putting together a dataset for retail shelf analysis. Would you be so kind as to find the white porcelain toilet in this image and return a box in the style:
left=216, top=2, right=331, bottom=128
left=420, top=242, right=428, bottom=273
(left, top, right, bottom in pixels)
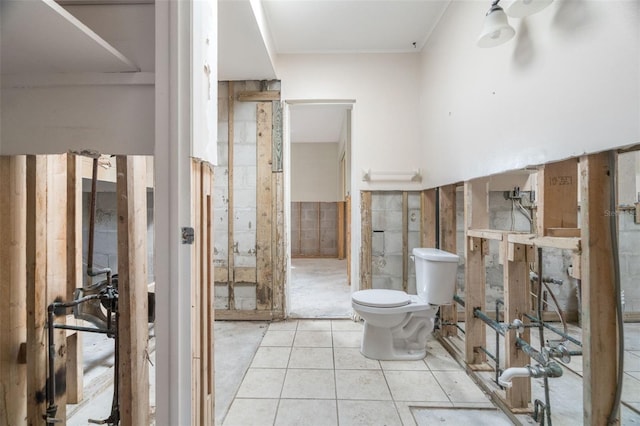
left=351, top=247, right=459, bottom=360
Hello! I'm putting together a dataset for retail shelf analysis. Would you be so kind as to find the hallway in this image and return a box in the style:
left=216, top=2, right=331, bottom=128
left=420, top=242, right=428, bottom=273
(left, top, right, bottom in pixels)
left=289, top=259, right=352, bottom=319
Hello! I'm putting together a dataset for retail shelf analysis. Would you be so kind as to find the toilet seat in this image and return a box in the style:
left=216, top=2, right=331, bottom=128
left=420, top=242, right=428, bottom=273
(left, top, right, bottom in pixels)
left=352, top=289, right=410, bottom=308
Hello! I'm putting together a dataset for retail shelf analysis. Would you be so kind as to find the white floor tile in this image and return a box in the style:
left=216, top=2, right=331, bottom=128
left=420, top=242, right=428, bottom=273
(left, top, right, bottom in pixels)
left=334, top=348, right=381, bottom=370
left=380, top=359, right=429, bottom=371
left=337, top=400, right=402, bottom=426
left=331, top=320, right=364, bottom=331
left=432, top=371, right=490, bottom=403
left=236, top=369, right=286, bottom=399
left=293, top=330, right=334, bottom=347
left=332, top=331, right=362, bottom=348
left=261, top=330, right=296, bottom=347
left=288, top=347, right=334, bottom=369
left=623, top=373, right=640, bottom=402
left=384, top=370, right=449, bottom=403
left=222, top=398, right=278, bottom=426
left=268, top=321, right=298, bottom=331
left=335, top=370, right=392, bottom=400
left=297, top=319, right=333, bottom=331
left=424, top=350, right=462, bottom=371
left=275, top=399, right=338, bottom=426
left=251, top=346, right=292, bottom=369
left=281, top=369, right=336, bottom=399
left=412, top=407, right=513, bottom=426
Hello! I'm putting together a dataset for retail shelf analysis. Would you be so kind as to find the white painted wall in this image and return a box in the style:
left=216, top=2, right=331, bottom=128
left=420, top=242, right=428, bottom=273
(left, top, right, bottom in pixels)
left=0, top=4, right=155, bottom=155
left=418, top=0, right=640, bottom=188
left=291, top=142, right=339, bottom=202
left=279, top=53, right=422, bottom=290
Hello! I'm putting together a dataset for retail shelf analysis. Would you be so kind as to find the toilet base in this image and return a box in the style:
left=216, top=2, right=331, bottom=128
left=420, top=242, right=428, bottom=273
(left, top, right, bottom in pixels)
left=359, top=318, right=432, bottom=361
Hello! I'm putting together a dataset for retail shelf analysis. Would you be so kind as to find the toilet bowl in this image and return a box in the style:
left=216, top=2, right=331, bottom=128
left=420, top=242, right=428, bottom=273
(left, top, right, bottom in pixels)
left=352, top=248, right=459, bottom=360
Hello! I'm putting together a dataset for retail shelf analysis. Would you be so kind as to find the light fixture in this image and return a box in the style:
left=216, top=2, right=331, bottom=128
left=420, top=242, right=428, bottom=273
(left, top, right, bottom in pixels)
left=504, top=0, right=553, bottom=18
left=477, top=1, right=516, bottom=48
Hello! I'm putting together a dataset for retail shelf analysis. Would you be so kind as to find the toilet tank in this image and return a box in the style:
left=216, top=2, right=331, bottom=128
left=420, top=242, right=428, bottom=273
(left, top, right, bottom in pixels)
left=412, top=248, right=459, bottom=305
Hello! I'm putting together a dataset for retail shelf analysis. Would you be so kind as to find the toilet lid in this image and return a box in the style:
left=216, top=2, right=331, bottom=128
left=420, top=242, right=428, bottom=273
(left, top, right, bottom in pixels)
left=352, top=289, right=411, bottom=308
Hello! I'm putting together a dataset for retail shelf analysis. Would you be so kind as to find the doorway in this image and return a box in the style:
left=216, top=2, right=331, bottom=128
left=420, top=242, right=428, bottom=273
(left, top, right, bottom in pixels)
left=286, top=102, right=353, bottom=318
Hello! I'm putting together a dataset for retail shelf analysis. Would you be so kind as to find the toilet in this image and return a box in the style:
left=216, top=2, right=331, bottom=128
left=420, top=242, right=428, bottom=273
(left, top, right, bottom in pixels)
left=351, top=247, right=459, bottom=360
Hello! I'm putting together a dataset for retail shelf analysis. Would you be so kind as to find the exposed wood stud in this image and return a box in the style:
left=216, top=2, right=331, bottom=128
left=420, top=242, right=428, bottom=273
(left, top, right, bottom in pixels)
left=0, top=156, right=27, bottom=424
left=439, top=184, right=457, bottom=336
left=272, top=171, right=286, bottom=317
left=503, top=240, right=532, bottom=410
left=536, top=159, right=578, bottom=236
left=227, top=81, right=236, bottom=310
left=191, top=160, right=203, bottom=424
left=421, top=189, right=437, bottom=247
left=346, top=195, right=352, bottom=286
left=116, top=156, right=149, bottom=426
left=360, top=191, right=373, bottom=290
left=580, top=152, right=619, bottom=426
left=464, top=178, right=489, bottom=367
left=402, top=192, right=409, bottom=293
left=237, top=90, right=281, bottom=102
left=66, top=154, right=84, bottom=404
left=256, top=102, right=274, bottom=310
left=338, top=201, right=346, bottom=260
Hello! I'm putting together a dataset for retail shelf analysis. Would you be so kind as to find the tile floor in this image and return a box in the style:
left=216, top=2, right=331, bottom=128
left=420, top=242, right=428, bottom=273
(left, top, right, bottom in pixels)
left=222, top=319, right=498, bottom=426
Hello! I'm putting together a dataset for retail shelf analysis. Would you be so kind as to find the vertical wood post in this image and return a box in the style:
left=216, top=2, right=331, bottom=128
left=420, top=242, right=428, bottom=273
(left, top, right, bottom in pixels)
left=272, top=170, right=285, bottom=316
left=338, top=201, right=345, bottom=260
left=421, top=189, right=437, bottom=248
left=439, top=184, right=457, bottom=336
left=360, top=191, right=372, bottom=290
left=191, top=160, right=203, bottom=424
left=26, top=155, right=68, bottom=425
left=346, top=195, right=352, bottom=286
left=464, top=178, right=489, bottom=366
left=0, top=156, right=27, bottom=424
left=227, top=81, right=236, bottom=310
left=503, top=241, right=532, bottom=409
left=536, top=159, right=578, bottom=235
left=580, top=152, right=619, bottom=425
left=66, top=154, right=84, bottom=404
left=402, top=192, right=409, bottom=293
left=256, top=102, right=274, bottom=310
left=116, top=155, right=149, bottom=426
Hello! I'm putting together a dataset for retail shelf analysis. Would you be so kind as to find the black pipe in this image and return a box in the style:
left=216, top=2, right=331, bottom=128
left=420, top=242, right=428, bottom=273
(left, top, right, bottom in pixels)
left=46, top=305, right=57, bottom=425
left=516, top=337, right=548, bottom=365
left=53, top=324, right=111, bottom=335
left=477, top=346, right=498, bottom=363
left=453, top=294, right=465, bottom=307
left=474, top=307, right=505, bottom=336
left=496, top=299, right=503, bottom=387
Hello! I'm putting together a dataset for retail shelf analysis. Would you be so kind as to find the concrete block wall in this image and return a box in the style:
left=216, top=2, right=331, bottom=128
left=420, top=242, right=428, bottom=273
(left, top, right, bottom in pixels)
left=620, top=212, right=640, bottom=312
left=82, top=188, right=155, bottom=285
left=291, top=202, right=339, bottom=257
left=370, top=192, right=420, bottom=294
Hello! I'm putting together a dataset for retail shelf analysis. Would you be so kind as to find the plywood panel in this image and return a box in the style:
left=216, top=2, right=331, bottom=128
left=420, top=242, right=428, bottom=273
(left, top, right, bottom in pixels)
left=0, top=156, right=27, bottom=424
left=116, top=156, right=149, bottom=426
left=536, top=159, right=578, bottom=235
left=421, top=189, right=437, bottom=247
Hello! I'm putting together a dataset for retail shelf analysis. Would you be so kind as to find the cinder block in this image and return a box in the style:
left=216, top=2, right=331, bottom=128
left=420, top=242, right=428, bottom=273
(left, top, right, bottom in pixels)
left=408, top=192, right=421, bottom=209
left=96, top=192, right=117, bottom=211
left=372, top=211, right=386, bottom=230
left=384, top=255, right=403, bottom=277
left=93, top=230, right=117, bottom=255
left=234, top=254, right=257, bottom=268
left=234, top=232, right=257, bottom=254
left=233, top=189, right=257, bottom=209
left=408, top=232, right=420, bottom=252
left=371, top=194, right=386, bottom=211
left=618, top=232, right=638, bottom=254
left=234, top=210, right=257, bottom=233
left=233, top=144, right=257, bottom=167
left=385, top=213, right=403, bottom=232
left=372, top=231, right=384, bottom=256
left=372, top=276, right=393, bottom=290
left=408, top=209, right=421, bottom=232
left=384, top=231, right=403, bottom=255
left=233, top=101, right=257, bottom=122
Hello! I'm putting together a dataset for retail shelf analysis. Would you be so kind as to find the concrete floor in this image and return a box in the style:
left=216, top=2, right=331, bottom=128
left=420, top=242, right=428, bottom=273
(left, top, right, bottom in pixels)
left=289, top=258, right=352, bottom=319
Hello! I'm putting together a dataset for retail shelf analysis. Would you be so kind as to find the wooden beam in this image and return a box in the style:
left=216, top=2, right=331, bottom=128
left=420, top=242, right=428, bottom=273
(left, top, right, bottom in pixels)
left=0, top=156, right=27, bottom=424
left=227, top=81, right=236, bottom=310
left=439, top=184, right=457, bottom=337
left=272, top=171, right=285, bottom=317
left=337, top=201, right=345, bottom=260
left=546, top=227, right=580, bottom=238
left=464, top=178, right=489, bottom=366
left=466, top=229, right=508, bottom=241
left=360, top=191, right=373, bottom=290
left=420, top=189, right=437, bottom=247
left=237, top=90, right=281, bottom=102
left=536, top=158, right=578, bottom=236
left=191, top=160, right=203, bottom=424
left=214, top=310, right=274, bottom=321
left=402, top=192, right=409, bottom=293
left=201, top=162, right=214, bottom=423
left=507, top=233, right=581, bottom=251
left=346, top=195, right=352, bottom=286
left=503, top=241, right=532, bottom=410
left=256, top=102, right=274, bottom=310
left=580, top=152, right=619, bottom=426
left=116, top=156, right=149, bottom=426
left=66, top=154, right=84, bottom=404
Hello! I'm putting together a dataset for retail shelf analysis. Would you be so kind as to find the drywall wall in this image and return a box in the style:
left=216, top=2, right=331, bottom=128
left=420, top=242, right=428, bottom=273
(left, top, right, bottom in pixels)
left=0, top=3, right=155, bottom=155
left=291, top=142, right=340, bottom=202
left=418, top=0, right=640, bottom=188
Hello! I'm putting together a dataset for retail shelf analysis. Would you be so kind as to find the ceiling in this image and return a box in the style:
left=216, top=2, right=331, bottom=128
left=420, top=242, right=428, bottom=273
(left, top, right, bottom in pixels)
left=219, top=0, right=451, bottom=145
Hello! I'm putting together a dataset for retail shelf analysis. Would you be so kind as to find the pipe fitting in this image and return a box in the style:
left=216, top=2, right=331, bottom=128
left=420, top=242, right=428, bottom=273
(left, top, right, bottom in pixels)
left=498, top=362, right=563, bottom=388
